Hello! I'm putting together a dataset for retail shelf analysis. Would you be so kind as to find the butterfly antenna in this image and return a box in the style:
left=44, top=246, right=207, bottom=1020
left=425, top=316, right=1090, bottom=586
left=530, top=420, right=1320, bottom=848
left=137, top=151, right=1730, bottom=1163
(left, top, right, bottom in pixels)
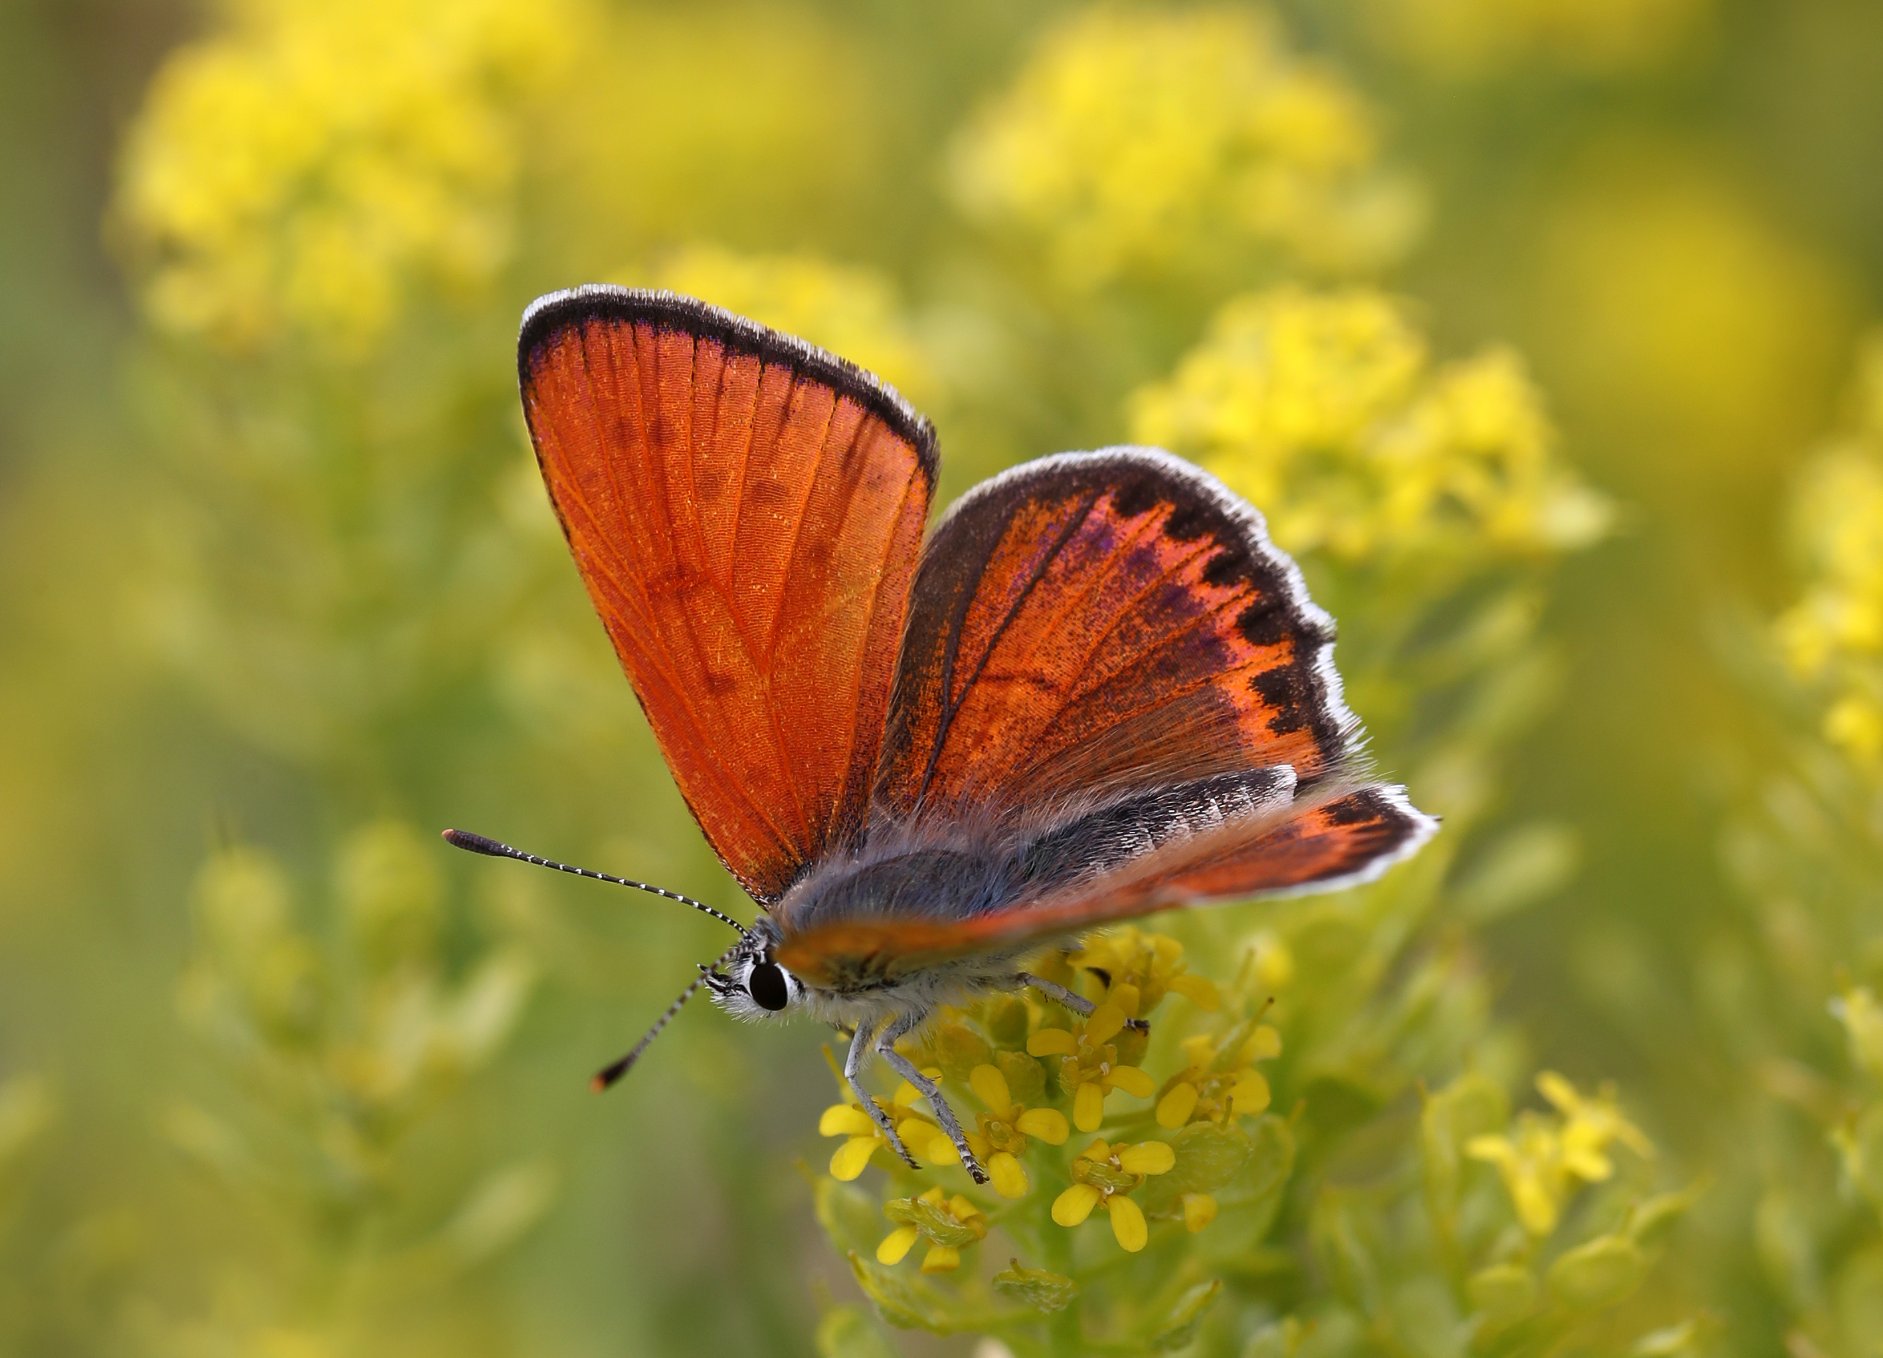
left=590, top=940, right=745, bottom=1092
left=442, top=829, right=750, bottom=937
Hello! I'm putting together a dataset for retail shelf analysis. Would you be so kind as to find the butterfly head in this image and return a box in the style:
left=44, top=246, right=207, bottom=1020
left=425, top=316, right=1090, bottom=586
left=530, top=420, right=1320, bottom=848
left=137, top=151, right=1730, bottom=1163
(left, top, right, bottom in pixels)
left=703, top=918, right=805, bottom=1022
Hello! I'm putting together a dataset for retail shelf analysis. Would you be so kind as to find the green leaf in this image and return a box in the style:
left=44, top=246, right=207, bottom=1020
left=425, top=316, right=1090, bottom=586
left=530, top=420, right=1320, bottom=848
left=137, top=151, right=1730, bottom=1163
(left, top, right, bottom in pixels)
left=815, top=1304, right=900, bottom=1358
left=845, top=1251, right=959, bottom=1333
left=815, top=1176, right=886, bottom=1256
left=438, top=1159, right=557, bottom=1265
left=1547, top=1233, right=1647, bottom=1310
left=991, top=1257, right=1078, bottom=1313
left=1151, top=1278, right=1221, bottom=1350
left=1466, top=1263, right=1536, bottom=1324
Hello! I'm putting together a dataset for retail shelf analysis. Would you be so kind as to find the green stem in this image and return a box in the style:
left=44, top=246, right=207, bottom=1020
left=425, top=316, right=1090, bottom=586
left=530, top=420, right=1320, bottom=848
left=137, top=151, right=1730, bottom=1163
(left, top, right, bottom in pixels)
left=1040, top=1204, right=1083, bottom=1357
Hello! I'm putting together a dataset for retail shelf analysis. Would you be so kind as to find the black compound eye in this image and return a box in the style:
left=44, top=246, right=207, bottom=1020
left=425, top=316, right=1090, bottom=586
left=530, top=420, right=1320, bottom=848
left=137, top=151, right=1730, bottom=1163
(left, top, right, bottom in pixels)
left=747, top=961, right=789, bottom=1012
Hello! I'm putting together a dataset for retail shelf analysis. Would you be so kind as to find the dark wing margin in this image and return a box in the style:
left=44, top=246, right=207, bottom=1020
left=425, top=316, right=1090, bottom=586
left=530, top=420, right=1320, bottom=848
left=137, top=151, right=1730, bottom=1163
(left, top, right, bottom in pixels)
left=520, top=285, right=937, bottom=904
left=872, top=447, right=1361, bottom=831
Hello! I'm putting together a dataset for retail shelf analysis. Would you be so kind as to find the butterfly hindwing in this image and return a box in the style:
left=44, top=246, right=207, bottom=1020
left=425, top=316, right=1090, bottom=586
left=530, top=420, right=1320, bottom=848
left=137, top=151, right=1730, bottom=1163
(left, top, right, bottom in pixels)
left=873, top=448, right=1358, bottom=829
left=520, top=287, right=936, bottom=903
left=773, top=785, right=1435, bottom=984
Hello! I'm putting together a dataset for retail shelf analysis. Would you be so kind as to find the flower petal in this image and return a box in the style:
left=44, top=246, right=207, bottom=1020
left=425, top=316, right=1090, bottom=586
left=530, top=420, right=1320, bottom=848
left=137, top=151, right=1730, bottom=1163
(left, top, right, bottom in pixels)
left=830, top=1136, right=878, bottom=1181
left=921, top=1244, right=962, bottom=1274
left=1052, top=1182, right=1101, bottom=1227
left=1073, top=1080, right=1106, bottom=1132
left=1027, top=1029, right=1077, bottom=1057
left=969, top=1063, right=1012, bottom=1111
left=1156, top=1082, right=1200, bottom=1129
left=1172, top=974, right=1221, bottom=1011
left=912, top=1126, right=962, bottom=1167
left=1088, top=1003, right=1128, bottom=1045
left=1107, top=1064, right=1156, bottom=1099
left=876, top=1225, right=919, bottom=1265
left=988, top=1150, right=1029, bottom=1200
left=1181, top=1192, right=1218, bottom=1233
left=1017, top=1107, right=1070, bottom=1144
left=1109, top=1194, right=1149, bottom=1252
left=1118, top=1140, right=1176, bottom=1175
left=1229, top=1069, right=1272, bottom=1116
left=819, top=1104, right=877, bottom=1138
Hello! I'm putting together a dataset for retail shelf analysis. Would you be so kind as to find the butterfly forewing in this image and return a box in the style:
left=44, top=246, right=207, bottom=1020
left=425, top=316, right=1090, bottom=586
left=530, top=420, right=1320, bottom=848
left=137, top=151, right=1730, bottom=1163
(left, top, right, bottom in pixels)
left=520, top=287, right=936, bottom=903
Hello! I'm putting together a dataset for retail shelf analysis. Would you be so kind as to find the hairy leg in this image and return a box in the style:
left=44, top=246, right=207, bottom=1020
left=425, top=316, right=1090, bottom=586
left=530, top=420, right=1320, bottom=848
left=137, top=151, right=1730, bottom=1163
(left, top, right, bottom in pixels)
left=875, top=1011, right=988, bottom=1184
left=1018, top=971, right=1150, bottom=1033
left=844, top=1019, right=918, bottom=1170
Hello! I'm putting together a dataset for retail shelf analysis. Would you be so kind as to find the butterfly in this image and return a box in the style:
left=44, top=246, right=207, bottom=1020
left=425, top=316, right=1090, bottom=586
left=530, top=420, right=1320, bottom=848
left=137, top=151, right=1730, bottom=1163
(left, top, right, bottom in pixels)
left=446, top=285, right=1436, bottom=1183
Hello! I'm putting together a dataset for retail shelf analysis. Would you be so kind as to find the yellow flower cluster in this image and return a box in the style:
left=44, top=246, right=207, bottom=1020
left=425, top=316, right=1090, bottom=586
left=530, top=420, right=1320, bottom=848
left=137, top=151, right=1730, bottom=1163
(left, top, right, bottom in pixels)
left=114, top=0, right=586, bottom=353
left=1776, top=335, right=1883, bottom=771
left=1466, top=1072, right=1653, bottom=1236
left=947, top=7, right=1420, bottom=289
left=820, top=930, right=1282, bottom=1269
left=638, top=246, right=937, bottom=405
left=1130, top=287, right=1609, bottom=567
left=1366, top=0, right=1713, bottom=76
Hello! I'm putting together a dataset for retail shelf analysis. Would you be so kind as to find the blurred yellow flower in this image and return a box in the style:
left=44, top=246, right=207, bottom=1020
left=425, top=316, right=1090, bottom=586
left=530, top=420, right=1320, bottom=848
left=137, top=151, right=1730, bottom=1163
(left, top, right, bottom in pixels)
left=1530, top=150, right=1851, bottom=485
left=1051, top=1138, right=1177, bottom=1253
left=1776, top=334, right=1883, bottom=772
left=1027, top=1002, right=1157, bottom=1132
left=638, top=245, right=937, bottom=405
left=1132, top=287, right=1608, bottom=568
left=948, top=7, right=1420, bottom=289
left=114, top=0, right=587, bottom=353
left=876, top=1186, right=987, bottom=1273
left=1467, top=1072, right=1652, bottom=1236
left=1367, top=0, right=1714, bottom=76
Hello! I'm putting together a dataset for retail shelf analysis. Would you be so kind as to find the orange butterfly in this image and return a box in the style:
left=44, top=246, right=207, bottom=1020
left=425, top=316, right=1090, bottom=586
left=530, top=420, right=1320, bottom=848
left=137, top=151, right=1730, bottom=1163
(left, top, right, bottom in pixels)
left=446, top=286, right=1435, bottom=1182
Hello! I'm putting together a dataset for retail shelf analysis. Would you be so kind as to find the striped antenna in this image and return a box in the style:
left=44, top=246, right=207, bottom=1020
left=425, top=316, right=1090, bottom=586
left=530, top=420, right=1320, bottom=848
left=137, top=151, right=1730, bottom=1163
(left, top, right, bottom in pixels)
left=591, top=940, right=746, bottom=1091
left=441, top=828, right=749, bottom=937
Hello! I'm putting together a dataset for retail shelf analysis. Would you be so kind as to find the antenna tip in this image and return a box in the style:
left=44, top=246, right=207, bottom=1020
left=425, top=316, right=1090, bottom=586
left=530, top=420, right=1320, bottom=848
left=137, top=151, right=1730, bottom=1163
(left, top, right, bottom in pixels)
left=442, top=828, right=505, bottom=856
left=588, top=1073, right=608, bottom=1094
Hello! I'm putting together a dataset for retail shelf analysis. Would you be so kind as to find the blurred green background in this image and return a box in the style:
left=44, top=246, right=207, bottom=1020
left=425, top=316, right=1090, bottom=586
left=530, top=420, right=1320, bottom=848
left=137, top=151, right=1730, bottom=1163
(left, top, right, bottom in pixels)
left=3, top=0, right=1882, bottom=1354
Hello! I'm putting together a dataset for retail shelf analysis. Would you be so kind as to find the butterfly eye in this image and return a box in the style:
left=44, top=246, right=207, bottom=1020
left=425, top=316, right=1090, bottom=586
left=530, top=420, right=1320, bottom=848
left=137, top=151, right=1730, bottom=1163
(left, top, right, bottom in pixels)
left=747, top=961, right=790, bottom=1012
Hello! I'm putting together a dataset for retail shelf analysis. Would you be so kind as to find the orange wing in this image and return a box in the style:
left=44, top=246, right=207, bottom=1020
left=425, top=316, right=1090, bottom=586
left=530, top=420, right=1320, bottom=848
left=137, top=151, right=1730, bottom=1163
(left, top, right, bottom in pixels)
left=874, top=448, right=1358, bottom=828
left=774, top=785, right=1435, bottom=985
left=520, top=287, right=936, bottom=904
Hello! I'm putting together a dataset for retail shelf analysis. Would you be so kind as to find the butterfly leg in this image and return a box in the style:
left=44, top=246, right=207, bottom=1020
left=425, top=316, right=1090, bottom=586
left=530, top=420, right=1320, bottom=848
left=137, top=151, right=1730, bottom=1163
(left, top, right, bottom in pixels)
left=1017, top=972, right=1151, bottom=1034
left=845, top=1020, right=921, bottom=1171
left=875, top=1013, right=989, bottom=1185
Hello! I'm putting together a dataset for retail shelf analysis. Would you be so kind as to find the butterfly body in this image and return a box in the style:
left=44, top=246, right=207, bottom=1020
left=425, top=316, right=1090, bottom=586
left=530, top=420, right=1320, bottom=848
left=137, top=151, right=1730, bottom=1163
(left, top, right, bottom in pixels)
left=475, top=284, right=1437, bottom=1182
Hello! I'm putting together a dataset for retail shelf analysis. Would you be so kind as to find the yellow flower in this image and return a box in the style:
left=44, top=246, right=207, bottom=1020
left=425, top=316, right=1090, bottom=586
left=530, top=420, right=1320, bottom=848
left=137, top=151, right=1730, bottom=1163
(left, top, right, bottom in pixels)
left=964, top=1063, right=1070, bottom=1200
left=1027, top=1003, right=1157, bottom=1132
left=1050, top=1139, right=1177, bottom=1253
left=947, top=7, right=1419, bottom=289
left=114, top=0, right=588, bottom=353
left=1155, top=1022, right=1282, bottom=1129
left=818, top=1077, right=958, bottom=1181
left=1070, top=928, right=1220, bottom=1019
left=1775, top=334, right=1883, bottom=775
left=876, top=1186, right=987, bottom=1273
left=1466, top=1072, right=1651, bottom=1236
left=1132, top=288, right=1607, bottom=572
